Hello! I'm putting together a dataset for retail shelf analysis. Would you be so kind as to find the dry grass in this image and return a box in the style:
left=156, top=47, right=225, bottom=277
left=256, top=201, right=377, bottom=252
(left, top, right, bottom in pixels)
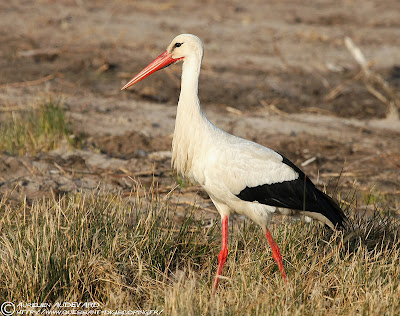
left=0, top=185, right=399, bottom=315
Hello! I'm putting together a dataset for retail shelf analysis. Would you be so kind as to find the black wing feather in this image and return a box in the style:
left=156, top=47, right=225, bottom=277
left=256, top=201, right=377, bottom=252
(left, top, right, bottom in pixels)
left=236, top=155, right=346, bottom=229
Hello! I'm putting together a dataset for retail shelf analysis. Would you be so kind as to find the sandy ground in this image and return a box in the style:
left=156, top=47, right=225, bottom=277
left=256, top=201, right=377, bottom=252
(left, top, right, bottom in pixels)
left=0, top=0, right=399, bottom=218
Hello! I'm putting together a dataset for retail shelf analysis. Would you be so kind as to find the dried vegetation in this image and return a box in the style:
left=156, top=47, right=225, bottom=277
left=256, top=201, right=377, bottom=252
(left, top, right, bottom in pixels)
left=0, top=185, right=399, bottom=315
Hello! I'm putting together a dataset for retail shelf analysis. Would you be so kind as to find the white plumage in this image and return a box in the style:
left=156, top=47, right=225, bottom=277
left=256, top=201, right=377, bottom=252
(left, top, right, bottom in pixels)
left=122, top=34, right=345, bottom=293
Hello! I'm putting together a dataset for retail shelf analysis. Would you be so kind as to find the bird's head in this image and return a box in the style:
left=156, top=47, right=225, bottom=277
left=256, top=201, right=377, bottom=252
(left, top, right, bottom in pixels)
left=166, top=34, right=204, bottom=61
left=121, top=34, right=203, bottom=90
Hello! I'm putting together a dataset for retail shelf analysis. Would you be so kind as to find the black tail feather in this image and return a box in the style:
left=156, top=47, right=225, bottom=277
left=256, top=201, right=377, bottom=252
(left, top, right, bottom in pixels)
left=236, top=154, right=347, bottom=229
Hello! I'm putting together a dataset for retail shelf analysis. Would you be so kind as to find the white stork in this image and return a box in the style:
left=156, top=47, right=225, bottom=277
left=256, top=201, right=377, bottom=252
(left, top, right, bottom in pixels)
left=121, top=34, right=346, bottom=293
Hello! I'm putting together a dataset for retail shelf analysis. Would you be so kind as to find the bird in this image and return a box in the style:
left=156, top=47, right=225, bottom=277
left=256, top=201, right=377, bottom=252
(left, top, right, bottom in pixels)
left=121, top=34, right=346, bottom=293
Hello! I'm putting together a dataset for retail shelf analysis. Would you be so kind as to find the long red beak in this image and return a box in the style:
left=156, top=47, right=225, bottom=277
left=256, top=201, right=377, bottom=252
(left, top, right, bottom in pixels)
left=121, top=50, right=182, bottom=90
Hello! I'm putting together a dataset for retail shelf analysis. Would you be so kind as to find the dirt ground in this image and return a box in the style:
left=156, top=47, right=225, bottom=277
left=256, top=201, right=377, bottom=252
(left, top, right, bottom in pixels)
left=0, top=0, right=399, bottom=218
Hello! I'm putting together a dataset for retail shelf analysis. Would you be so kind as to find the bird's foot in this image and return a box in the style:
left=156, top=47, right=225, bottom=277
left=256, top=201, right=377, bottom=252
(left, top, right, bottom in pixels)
left=213, top=215, right=229, bottom=294
left=265, top=227, right=287, bottom=282
left=213, top=247, right=228, bottom=294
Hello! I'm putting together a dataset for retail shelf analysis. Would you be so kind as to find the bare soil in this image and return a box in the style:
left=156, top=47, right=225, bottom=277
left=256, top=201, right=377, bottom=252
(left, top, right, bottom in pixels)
left=0, top=0, right=399, bottom=217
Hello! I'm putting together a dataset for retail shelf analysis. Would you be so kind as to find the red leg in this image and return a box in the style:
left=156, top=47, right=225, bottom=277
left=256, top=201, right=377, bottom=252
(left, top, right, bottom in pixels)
left=213, top=215, right=228, bottom=294
left=265, top=227, right=287, bottom=281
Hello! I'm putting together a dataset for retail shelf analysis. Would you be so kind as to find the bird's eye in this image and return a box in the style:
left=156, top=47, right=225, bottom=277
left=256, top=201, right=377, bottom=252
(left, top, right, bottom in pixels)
left=174, top=42, right=183, bottom=48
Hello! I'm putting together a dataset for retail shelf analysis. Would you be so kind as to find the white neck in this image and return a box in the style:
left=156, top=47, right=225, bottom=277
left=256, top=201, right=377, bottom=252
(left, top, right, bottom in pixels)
left=178, top=56, right=203, bottom=120
left=172, top=55, right=211, bottom=177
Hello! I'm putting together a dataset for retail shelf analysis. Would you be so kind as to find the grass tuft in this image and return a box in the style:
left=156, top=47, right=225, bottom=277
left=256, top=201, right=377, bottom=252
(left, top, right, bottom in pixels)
left=0, top=98, right=76, bottom=155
